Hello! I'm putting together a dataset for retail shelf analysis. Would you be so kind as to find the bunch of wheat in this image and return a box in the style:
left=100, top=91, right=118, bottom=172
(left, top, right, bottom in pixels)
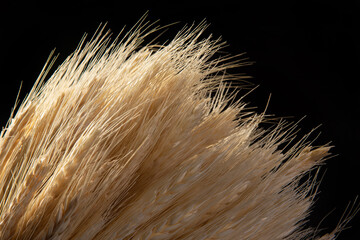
left=0, top=18, right=355, bottom=239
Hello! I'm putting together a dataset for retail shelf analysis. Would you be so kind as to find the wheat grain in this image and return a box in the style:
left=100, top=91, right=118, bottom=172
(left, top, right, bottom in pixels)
left=0, top=18, right=357, bottom=239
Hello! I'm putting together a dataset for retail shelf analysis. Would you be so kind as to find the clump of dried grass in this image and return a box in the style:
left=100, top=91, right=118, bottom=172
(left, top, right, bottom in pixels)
left=0, top=18, right=357, bottom=239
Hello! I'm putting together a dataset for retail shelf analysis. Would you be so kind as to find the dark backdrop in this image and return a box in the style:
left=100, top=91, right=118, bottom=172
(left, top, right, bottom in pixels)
left=1, top=1, right=359, bottom=239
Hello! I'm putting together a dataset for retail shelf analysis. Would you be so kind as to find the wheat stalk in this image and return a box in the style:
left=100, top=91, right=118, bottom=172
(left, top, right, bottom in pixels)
left=0, top=17, right=357, bottom=240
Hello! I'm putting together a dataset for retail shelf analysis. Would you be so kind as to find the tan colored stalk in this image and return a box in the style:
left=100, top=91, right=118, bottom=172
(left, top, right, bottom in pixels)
left=0, top=18, right=357, bottom=239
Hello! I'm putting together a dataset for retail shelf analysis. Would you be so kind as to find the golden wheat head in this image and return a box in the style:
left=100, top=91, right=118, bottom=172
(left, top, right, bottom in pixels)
left=0, top=19, right=356, bottom=239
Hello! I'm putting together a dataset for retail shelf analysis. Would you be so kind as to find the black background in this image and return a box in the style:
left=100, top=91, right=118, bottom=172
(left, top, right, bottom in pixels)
left=1, top=1, right=359, bottom=239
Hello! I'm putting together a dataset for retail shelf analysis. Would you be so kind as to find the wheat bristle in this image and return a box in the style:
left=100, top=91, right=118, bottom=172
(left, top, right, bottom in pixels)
left=0, top=19, right=353, bottom=240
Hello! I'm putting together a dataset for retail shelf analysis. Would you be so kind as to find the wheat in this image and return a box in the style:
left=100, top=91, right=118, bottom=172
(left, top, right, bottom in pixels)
left=0, top=17, right=356, bottom=239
